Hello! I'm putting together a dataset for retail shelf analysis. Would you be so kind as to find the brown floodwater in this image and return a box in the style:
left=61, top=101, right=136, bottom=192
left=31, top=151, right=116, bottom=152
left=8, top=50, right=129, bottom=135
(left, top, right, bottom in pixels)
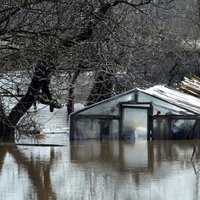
left=0, top=136, right=199, bottom=200
left=0, top=106, right=200, bottom=200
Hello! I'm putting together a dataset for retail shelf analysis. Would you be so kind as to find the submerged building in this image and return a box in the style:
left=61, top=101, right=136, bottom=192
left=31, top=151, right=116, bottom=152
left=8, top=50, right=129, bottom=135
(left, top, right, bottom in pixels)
left=69, top=84, right=200, bottom=140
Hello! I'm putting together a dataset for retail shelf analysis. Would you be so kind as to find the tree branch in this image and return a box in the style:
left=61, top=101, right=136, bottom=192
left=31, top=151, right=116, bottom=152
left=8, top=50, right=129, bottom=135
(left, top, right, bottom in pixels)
left=62, top=0, right=152, bottom=48
left=112, top=0, right=152, bottom=7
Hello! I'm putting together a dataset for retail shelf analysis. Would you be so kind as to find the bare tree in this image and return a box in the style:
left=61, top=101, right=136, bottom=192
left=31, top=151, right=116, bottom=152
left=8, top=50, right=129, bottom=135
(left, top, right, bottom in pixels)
left=1, top=0, right=200, bottom=141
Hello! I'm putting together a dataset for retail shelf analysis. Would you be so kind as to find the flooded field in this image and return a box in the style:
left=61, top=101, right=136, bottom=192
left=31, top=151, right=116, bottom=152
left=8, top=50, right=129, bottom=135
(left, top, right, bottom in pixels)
left=0, top=107, right=199, bottom=200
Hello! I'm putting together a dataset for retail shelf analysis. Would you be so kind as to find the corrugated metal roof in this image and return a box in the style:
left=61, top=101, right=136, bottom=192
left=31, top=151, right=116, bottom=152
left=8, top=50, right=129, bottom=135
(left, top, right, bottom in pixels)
left=141, top=85, right=200, bottom=114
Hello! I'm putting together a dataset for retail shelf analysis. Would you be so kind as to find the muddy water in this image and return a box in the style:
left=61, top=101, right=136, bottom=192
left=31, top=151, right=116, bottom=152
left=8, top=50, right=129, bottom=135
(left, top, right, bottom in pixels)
left=0, top=107, right=200, bottom=200
left=0, top=139, right=199, bottom=200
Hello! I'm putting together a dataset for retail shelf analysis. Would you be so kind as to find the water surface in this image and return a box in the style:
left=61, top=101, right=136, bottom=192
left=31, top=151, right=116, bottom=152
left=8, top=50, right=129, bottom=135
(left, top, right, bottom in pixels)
left=0, top=137, right=199, bottom=200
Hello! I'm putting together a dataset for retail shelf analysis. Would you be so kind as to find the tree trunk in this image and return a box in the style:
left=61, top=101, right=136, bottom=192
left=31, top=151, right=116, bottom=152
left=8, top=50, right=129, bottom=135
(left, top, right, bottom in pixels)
left=7, top=65, right=52, bottom=126
left=66, top=69, right=80, bottom=119
left=0, top=123, right=15, bottom=142
left=0, top=55, right=56, bottom=141
left=86, top=70, right=114, bottom=106
left=0, top=98, right=15, bottom=142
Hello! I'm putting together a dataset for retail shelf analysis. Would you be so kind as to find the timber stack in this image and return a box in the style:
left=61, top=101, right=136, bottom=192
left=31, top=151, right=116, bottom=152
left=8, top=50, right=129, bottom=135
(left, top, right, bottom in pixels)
left=179, top=74, right=200, bottom=97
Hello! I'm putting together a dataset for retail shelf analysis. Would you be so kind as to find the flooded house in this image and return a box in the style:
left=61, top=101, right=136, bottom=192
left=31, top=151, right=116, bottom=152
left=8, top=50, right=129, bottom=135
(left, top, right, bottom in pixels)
left=70, top=75, right=200, bottom=140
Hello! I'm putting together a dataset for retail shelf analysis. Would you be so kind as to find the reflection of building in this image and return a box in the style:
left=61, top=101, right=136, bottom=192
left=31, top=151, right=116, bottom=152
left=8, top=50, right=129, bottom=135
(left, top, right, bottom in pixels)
left=70, top=140, right=153, bottom=181
left=70, top=140, right=200, bottom=185
left=70, top=84, right=200, bottom=140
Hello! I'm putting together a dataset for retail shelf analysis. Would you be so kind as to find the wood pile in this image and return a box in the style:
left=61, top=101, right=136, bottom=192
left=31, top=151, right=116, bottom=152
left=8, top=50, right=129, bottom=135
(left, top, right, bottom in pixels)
left=179, top=74, right=200, bottom=97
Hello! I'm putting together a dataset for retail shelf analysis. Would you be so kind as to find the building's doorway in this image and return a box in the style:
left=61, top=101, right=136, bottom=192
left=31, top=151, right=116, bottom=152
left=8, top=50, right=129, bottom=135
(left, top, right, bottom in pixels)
left=120, top=103, right=152, bottom=139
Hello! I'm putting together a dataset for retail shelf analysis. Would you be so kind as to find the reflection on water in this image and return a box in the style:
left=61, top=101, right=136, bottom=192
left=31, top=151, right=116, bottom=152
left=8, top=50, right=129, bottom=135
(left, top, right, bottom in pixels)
left=0, top=136, right=200, bottom=200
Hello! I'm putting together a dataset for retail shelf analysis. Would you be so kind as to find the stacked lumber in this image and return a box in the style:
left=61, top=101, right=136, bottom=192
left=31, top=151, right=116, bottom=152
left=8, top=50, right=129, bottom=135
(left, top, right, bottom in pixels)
left=179, top=74, right=200, bottom=98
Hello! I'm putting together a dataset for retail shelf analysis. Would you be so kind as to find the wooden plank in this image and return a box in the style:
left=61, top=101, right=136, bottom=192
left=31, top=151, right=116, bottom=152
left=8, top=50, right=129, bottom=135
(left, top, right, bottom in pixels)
left=179, top=85, right=200, bottom=97
left=190, top=73, right=200, bottom=82
left=183, top=79, right=200, bottom=90
left=181, top=82, right=200, bottom=96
